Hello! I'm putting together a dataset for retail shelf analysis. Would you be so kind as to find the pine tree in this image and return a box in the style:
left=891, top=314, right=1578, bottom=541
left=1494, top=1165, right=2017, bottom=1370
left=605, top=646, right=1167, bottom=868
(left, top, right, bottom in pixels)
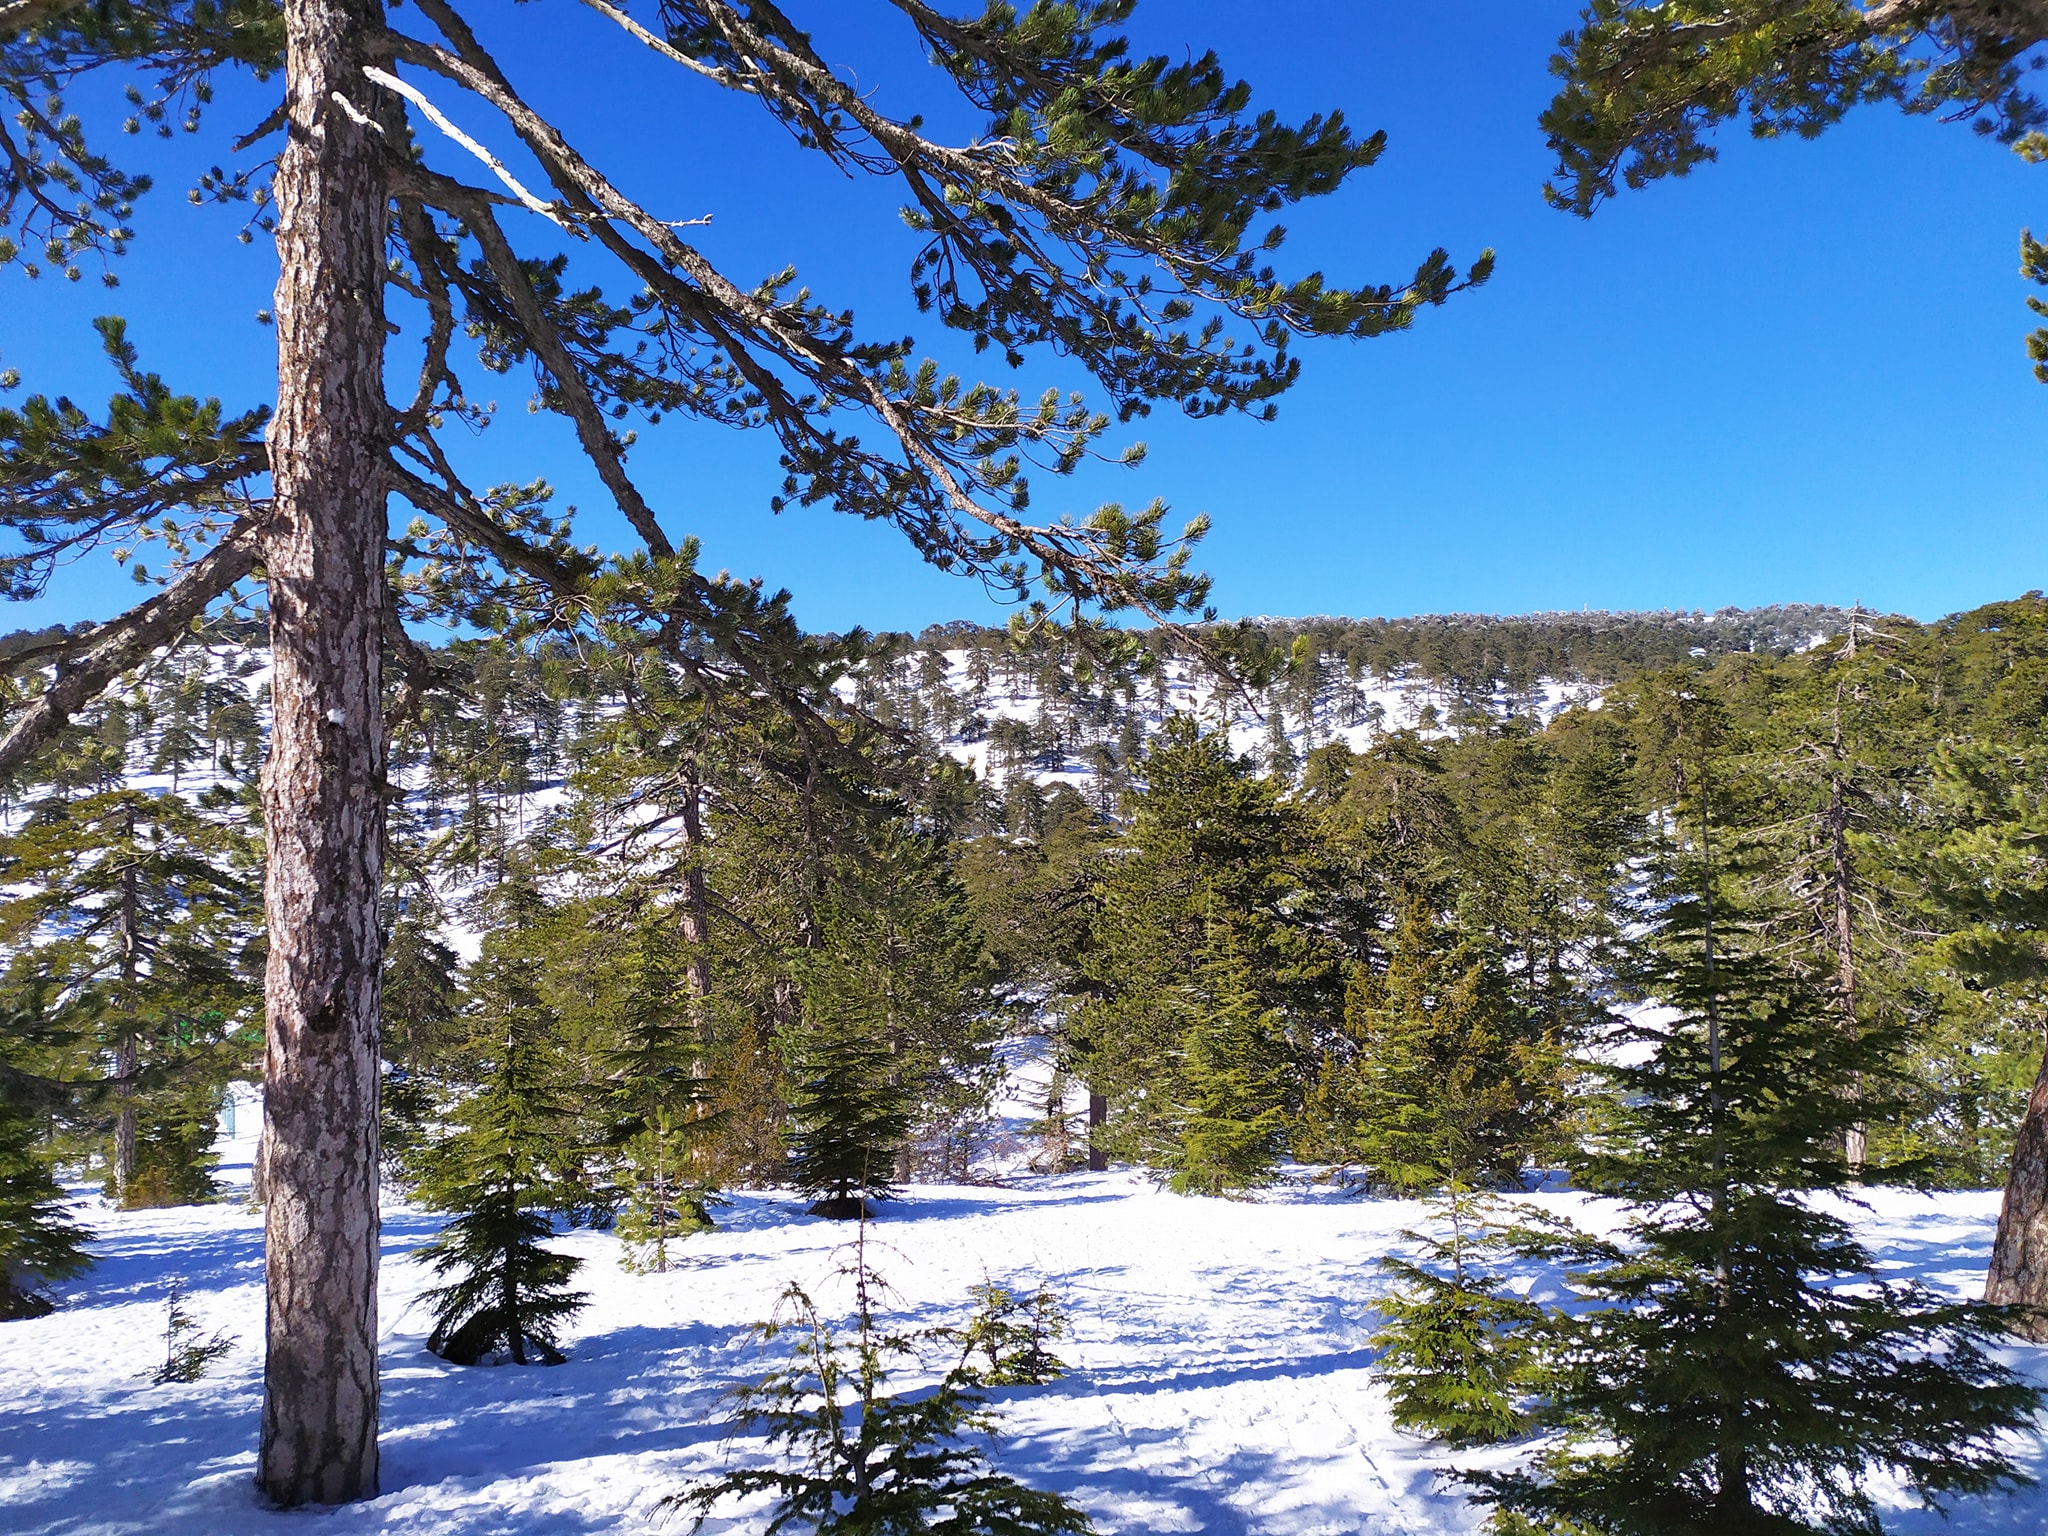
left=607, top=918, right=719, bottom=1271
left=1077, top=714, right=1335, bottom=1179
left=415, top=915, right=588, bottom=1367
left=0, top=784, right=260, bottom=1207
left=1472, top=863, right=2044, bottom=1535
left=378, top=900, right=465, bottom=1184
left=666, top=1233, right=1093, bottom=1536
left=786, top=1025, right=911, bottom=1222
left=1311, top=903, right=1562, bottom=1194
left=3, top=3, right=1481, bottom=1490
left=951, top=1280, right=1071, bottom=1388
left=0, top=1002, right=92, bottom=1319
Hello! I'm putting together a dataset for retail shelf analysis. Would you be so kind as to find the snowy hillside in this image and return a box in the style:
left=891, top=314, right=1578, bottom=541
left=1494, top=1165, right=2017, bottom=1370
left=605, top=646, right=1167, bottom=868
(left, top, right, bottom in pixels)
left=5, top=1148, right=2041, bottom=1535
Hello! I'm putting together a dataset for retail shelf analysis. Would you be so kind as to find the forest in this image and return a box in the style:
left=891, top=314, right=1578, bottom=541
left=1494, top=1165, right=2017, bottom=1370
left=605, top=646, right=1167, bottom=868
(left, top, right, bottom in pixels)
left=8, top=594, right=2048, bottom=1531
left=4, top=0, right=2046, bottom=1529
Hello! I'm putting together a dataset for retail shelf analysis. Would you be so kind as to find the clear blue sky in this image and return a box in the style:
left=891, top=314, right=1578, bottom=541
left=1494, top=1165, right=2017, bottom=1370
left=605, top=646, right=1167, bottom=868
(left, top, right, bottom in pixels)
left=4, top=1, right=2041, bottom=634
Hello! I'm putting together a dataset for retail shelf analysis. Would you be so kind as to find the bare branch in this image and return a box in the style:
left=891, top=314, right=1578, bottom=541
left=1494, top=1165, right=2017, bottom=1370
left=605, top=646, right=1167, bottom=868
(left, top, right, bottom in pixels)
left=365, top=64, right=574, bottom=230
left=573, top=0, right=748, bottom=89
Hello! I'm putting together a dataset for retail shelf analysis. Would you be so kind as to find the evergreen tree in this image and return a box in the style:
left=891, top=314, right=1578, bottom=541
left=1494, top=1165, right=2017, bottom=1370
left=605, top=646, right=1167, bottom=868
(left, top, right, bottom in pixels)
left=0, top=784, right=259, bottom=1206
left=1306, top=902, right=1563, bottom=1194
left=150, top=1280, right=237, bottom=1383
left=667, top=1237, right=1093, bottom=1536
left=786, top=1024, right=912, bottom=1222
left=1078, top=715, right=1335, bottom=1180
left=1170, top=916, right=1291, bottom=1196
left=378, top=899, right=465, bottom=1184
left=415, top=901, right=588, bottom=1367
left=0, top=1001, right=92, bottom=1319
left=3, top=0, right=1482, bottom=1491
left=607, top=917, right=719, bottom=1271
left=1473, top=868, right=2043, bottom=1535
left=1370, top=1186, right=1552, bottom=1448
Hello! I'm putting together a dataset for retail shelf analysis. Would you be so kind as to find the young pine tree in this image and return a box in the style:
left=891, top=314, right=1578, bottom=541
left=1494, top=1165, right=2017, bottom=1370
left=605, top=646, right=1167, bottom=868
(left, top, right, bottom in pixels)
left=785, top=1024, right=912, bottom=1222
left=667, top=1233, right=1092, bottom=1536
left=1474, top=873, right=2044, bottom=1535
left=608, top=918, right=720, bottom=1272
left=1311, top=902, right=1560, bottom=1194
left=415, top=920, right=588, bottom=1367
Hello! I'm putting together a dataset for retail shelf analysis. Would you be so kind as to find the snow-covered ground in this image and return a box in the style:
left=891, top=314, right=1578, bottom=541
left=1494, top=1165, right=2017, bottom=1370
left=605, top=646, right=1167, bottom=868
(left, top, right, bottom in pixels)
left=5, top=1148, right=2044, bottom=1536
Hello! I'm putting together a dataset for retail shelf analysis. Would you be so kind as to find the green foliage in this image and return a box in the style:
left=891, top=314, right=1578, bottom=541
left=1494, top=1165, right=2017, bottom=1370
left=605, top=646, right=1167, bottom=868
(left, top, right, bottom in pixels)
left=380, top=901, right=465, bottom=1183
left=119, top=1081, right=223, bottom=1207
left=950, top=1279, right=1070, bottom=1388
left=0, top=1000, right=91, bottom=1319
left=149, top=1279, right=234, bottom=1383
left=1472, top=870, right=2044, bottom=1535
left=1370, top=1187, right=1555, bottom=1448
left=0, top=318, right=268, bottom=599
left=1168, top=917, right=1291, bottom=1195
left=1078, top=713, right=1334, bottom=1183
left=415, top=904, right=589, bottom=1367
left=786, top=1025, right=911, bottom=1221
left=1313, top=904, right=1563, bottom=1193
left=0, top=773, right=259, bottom=1206
left=1543, top=1, right=2045, bottom=217
left=667, top=1242, right=1092, bottom=1536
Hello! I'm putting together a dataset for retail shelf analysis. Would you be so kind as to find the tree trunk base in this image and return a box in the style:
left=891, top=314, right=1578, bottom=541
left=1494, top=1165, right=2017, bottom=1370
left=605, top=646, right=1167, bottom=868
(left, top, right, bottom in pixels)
left=807, top=1195, right=878, bottom=1221
left=1985, top=1036, right=2048, bottom=1339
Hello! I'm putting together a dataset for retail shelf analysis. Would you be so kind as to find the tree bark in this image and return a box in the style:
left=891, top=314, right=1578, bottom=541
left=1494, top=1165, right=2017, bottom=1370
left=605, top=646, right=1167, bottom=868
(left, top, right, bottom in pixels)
left=1087, top=1090, right=1108, bottom=1172
left=114, top=825, right=139, bottom=1199
left=1986, top=1037, right=2048, bottom=1338
left=1827, top=698, right=1864, bottom=1171
left=257, top=0, right=390, bottom=1504
left=677, top=747, right=713, bottom=1047
left=111, top=1035, right=137, bottom=1199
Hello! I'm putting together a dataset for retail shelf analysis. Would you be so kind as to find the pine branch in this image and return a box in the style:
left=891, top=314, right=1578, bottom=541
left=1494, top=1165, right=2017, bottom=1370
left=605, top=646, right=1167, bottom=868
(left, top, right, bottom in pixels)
left=0, top=513, right=262, bottom=776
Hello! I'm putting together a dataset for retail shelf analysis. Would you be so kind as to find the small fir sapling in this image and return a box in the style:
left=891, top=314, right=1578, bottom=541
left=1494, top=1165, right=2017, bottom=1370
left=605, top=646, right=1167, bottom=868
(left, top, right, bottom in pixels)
left=950, top=1279, right=1071, bottom=1387
left=415, top=934, right=588, bottom=1366
left=668, top=1227, right=1092, bottom=1536
left=785, top=1026, right=910, bottom=1221
left=1370, top=1185, right=1561, bottom=1448
left=150, top=1280, right=235, bottom=1383
left=614, top=1105, right=722, bottom=1275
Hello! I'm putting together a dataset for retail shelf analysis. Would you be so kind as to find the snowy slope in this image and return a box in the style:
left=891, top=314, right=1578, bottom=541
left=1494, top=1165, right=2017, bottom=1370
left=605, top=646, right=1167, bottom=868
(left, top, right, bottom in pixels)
left=5, top=1149, right=2043, bottom=1536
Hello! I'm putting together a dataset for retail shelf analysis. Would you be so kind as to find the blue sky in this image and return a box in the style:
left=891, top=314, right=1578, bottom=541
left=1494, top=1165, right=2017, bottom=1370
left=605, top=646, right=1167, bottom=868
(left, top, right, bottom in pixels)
left=3, top=1, right=2042, bottom=634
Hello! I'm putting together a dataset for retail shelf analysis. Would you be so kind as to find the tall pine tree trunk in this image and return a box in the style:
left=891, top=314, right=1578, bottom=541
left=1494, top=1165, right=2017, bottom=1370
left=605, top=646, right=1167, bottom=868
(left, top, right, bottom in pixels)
left=678, top=748, right=713, bottom=1045
left=1986, top=1041, right=2048, bottom=1338
left=1829, top=696, right=1865, bottom=1171
left=113, top=831, right=141, bottom=1198
left=256, top=0, right=390, bottom=1503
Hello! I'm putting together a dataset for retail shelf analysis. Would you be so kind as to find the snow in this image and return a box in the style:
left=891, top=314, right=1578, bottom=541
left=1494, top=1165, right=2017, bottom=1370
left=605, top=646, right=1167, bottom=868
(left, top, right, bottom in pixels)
left=5, top=1146, right=2045, bottom=1535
